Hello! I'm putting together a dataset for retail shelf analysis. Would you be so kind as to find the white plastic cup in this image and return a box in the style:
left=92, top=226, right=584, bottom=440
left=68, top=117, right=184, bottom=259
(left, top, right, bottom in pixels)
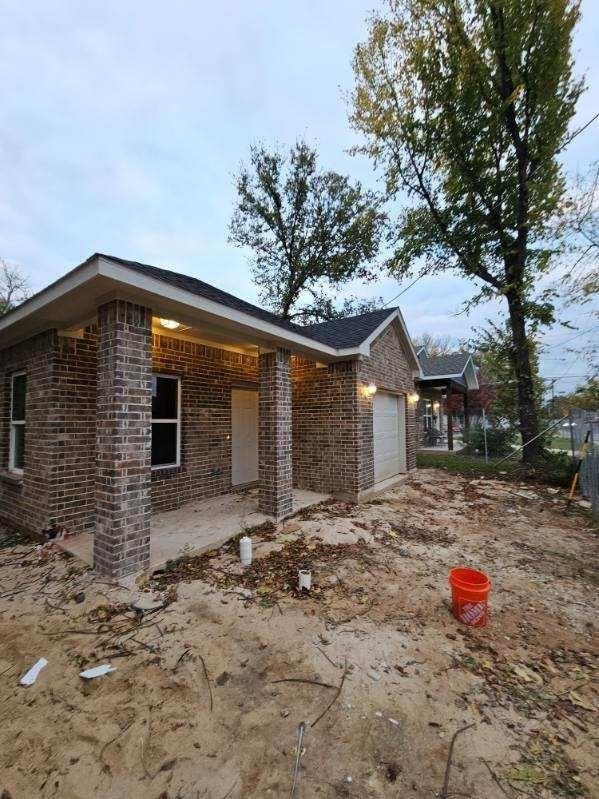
left=240, top=536, right=252, bottom=566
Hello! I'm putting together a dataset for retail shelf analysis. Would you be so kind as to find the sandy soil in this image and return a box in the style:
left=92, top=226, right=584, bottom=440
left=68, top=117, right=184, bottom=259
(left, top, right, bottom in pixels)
left=0, top=469, right=597, bottom=799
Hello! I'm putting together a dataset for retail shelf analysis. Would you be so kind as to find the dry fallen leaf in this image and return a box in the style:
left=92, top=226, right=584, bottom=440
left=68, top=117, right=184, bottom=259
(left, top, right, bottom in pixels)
left=512, top=664, right=543, bottom=685
left=569, top=691, right=595, bottom=712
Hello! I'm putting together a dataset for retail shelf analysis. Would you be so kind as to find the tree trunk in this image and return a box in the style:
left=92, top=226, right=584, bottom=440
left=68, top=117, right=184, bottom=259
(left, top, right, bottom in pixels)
left=506, top=290, right=542, bottom=463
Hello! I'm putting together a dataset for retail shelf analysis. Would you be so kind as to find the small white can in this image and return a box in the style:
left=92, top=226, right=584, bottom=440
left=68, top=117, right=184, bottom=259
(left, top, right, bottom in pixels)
left=239, top=536, right=252, bottom=566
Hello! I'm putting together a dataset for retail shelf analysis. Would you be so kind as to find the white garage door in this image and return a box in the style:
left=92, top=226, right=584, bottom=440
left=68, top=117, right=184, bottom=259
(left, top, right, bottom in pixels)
left=374, top=391, right=406, bottom=482
left=231, top=388, right=259, bottom=485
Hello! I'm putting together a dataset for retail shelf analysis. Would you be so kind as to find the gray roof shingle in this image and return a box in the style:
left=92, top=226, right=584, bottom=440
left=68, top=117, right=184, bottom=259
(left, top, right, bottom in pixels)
left=418, top=352, right=472, bottom=377
left=300, top=307, right=396, bottom=348
left=98, top=254, right=395, bottom=349
left=98, top=253, right=304, bottom=334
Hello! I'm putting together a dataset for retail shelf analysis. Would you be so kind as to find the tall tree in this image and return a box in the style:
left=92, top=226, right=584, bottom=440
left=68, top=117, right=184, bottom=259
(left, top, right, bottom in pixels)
left=351, top=0, right=584, bottom=462
left=229, top=141, right=385, bottom=323
left=0, top=258, right=30, bottom=316
left=412, top=332, right=455, bottom=357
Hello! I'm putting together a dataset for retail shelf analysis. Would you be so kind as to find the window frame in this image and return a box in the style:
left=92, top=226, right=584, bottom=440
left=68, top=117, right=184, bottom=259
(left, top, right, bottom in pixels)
left=9, top=371, right=26, bottom=474
left=151, top=373, right=181, bottom=470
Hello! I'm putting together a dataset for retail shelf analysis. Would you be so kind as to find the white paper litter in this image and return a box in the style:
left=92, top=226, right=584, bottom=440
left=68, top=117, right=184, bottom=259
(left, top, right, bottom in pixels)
left=20, top=657, right=48, bottom=686
left=79, top=664, right=117, bottom=679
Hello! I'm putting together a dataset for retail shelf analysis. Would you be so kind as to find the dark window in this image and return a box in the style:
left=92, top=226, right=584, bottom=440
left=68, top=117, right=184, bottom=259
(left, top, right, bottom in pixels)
left=152, top=376, right=178, bottom=419
left=152, top=423, right=178, bottom=466
left=11, top=374, right=26, bottom=421
left=151, top=375, right=180, bottom=467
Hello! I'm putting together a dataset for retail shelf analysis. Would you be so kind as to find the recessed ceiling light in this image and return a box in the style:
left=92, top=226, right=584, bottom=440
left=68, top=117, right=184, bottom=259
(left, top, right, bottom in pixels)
left=159, top=318, right=181, bottom=330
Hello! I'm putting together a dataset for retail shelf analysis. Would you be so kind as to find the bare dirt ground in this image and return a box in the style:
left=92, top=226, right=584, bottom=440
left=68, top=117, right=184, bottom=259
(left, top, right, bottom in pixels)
left=0, top=468, right=597, bottom=799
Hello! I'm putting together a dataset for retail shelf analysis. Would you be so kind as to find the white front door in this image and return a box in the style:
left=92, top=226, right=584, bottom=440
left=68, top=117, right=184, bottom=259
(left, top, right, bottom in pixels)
left=373, top=391, right=407, bottom=482
left=231, top=388, right=259, bottom=486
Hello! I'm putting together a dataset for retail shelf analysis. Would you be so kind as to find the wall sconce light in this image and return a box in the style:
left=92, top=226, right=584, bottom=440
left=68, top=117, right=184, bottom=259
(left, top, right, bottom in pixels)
left=364, top=382, right=377, bottom=397
left=409, top=392, right=420, bottom=403
left=159, top=318, right=181, bottom=330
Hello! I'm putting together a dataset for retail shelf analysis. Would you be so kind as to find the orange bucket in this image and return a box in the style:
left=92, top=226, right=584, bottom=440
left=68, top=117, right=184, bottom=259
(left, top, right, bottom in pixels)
left=449, top=567, right=491, bottom=627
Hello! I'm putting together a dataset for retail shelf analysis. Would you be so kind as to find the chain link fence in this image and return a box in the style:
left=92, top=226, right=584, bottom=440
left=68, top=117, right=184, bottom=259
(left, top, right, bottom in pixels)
left=566, top=408, right=599, bottom=517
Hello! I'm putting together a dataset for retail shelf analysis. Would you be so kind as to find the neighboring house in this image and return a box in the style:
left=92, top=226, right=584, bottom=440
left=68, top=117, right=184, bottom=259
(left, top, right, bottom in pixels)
left=0, top=253, right=419, bottom=578
left=415, top=350, right=479, bottom=449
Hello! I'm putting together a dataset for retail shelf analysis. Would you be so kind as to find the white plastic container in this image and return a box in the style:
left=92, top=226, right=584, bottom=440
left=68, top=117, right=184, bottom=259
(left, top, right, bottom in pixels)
left=239, top=536, right=252, bottom=566
left=298, top=569, right=312, bottom=591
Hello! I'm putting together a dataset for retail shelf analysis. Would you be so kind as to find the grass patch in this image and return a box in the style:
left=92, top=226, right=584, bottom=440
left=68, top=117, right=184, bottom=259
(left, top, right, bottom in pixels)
left=417, top=449, right=574, bottom=488
left=416, top=450, right=518, bottom=479
left=550, top=436, right=572, bottom=452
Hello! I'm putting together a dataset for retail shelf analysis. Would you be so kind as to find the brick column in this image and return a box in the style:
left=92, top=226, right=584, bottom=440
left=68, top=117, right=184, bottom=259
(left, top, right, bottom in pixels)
left=94, top=300, right=152, bottom=578
left=258, top=348, right=293, bottom=520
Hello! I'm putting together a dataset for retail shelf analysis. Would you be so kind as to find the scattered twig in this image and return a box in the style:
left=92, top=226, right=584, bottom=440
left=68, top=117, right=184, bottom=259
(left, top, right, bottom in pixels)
left=330, top=603, right=376, bottom=626
left=311, top=658, right=349, bottom=728
left=272, top=677, right=338, bottom=690
left=314, top=644, right=341, bottom=670
left=100, top=718, right=135, bottom=764
left=198, top=653, right=213, bottom=712
left=440, top=723, right=475, bottom=799
left=289, top=721, right=306, bottom=799
left=172, top=649, right=192, bottom=671
left=220, top=779, right=238, bottom=799
left=482, top=760, right=516, bottom=799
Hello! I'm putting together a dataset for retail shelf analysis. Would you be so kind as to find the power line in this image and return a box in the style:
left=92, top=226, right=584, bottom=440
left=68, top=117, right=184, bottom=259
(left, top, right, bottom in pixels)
left=382, top=273, right=427, bottom=307
left=543, top=325, right=599, bottom=349
left=562, top=110, right=599, bottom=148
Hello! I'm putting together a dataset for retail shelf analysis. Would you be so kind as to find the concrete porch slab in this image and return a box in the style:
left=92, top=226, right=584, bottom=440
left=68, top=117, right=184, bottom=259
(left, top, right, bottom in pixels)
left=58, top=487, right=328, bottom=572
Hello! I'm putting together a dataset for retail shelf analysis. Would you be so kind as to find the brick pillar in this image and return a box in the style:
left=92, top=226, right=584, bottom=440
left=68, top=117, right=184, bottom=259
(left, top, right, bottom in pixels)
left=94, top=300, right=152, bottom=578
left=258, top=348, right=293, bottom=520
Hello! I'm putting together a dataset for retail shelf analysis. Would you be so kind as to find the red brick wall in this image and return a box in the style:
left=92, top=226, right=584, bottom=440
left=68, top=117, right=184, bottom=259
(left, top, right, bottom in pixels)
left=150, top=333, right=258, bottom=513
left=291, top=358, right=361, bottom=498
left=0, top=331, right=56, bottom=534
left=259, top=348, right=293, bottom=519
left=52, top=330, right=97, bottom=534
left=0, top=327, right=259, bottom=534
left=94, top=300, right=152, bottom=577
left=0, top=316, right=416, bottom=538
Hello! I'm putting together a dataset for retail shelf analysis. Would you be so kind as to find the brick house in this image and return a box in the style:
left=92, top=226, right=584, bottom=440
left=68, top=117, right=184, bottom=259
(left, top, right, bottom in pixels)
left=0, top=254, right=419, bottom=578
left=415, top=351, right=479, bottom=449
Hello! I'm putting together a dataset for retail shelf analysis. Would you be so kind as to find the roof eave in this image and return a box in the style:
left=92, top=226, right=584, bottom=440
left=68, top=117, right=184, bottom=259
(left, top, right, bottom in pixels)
left=0, top=255, right=366, bottom=361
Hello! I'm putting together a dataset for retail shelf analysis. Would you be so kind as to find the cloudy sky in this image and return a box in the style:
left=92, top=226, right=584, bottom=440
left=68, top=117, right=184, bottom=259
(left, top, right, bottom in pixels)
left=1, top=1, right=597, bottom=393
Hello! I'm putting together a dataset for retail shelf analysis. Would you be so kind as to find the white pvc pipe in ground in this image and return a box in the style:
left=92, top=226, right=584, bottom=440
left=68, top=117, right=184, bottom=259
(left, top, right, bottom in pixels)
left=239, top=536, right=252, bottom=566
left=298, top=569, right=312, bottom=591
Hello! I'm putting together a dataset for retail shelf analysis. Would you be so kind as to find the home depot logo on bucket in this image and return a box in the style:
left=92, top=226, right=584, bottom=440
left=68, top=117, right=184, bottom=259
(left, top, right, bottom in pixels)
left=459, top=601, right=487, bottom=626
left=449, top=567, right=491, bottom=628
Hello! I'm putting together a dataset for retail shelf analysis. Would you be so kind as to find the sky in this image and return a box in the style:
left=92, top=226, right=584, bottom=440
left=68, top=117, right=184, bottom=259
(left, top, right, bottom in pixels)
left=1, top=0, right=597, bottom=394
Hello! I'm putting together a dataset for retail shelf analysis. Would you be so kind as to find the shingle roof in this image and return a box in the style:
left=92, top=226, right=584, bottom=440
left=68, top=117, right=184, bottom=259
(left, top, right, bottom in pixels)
left=300, top=307, right=397, bottom=348
left=418, top=352, right=472, bottom=377
left=98, top=253, right=304, bottom=335
left=98, top=254, right=397, bottom=349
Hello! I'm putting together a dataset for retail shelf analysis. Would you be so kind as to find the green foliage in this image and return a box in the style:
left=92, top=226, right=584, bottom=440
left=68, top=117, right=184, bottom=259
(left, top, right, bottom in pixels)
left=351, top=0, right=584, bottom=461
left=463, top=424, right=516, bottom=457
left=469, top=321, right=544, bottom=426
left=550, top=379, right=599, bottom=416
left=525, top=449, right=573, bottom=487
left=229, top=140, right=386, bottom=322
left=417, top=448, right=573, bottom=486
left=351, top=0, right=583, bottom=295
